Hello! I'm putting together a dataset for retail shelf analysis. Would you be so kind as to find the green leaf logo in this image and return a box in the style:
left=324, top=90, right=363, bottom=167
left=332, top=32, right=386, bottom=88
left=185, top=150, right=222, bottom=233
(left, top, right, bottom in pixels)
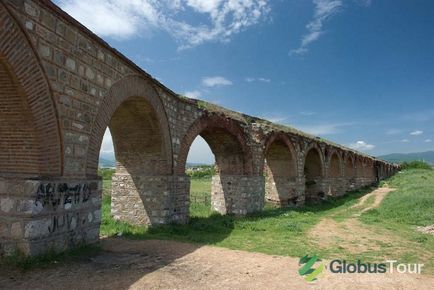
left=298, top=255, right=325, bottom=282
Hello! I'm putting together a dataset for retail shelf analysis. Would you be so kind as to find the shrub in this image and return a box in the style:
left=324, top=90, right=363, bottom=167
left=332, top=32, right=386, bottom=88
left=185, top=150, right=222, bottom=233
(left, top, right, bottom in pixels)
left=186, top=165, right=215, bottom=178
left=98, top=168, right=115, bottom=180
left=400, top=160, right=432, bottom=170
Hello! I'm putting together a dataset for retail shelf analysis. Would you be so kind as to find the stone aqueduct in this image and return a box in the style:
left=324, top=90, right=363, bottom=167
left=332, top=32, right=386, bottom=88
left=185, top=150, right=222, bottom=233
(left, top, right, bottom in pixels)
left=0, top=0, right=398, bottom=256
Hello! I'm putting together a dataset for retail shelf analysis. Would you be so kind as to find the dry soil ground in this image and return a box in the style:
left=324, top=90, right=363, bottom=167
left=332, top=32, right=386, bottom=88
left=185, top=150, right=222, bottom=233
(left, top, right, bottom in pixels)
left=1, top=238, right=434, bottom=289
left=1, top=186, right=434, bottom=290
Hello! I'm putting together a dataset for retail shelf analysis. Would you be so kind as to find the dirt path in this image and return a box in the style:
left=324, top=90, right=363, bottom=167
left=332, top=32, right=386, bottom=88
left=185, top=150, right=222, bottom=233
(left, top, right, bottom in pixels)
left=1, top=238, right=433, bottom=290
left=309, top=186, right=433, bottom=271
left=351, top=186, right=395, bottom=213
left=310, top=186, right=398, bottom=253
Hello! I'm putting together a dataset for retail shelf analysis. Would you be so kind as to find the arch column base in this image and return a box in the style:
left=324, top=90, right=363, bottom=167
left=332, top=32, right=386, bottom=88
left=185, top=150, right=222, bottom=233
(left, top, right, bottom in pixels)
left=211, top=175, right=264, bottom=215
left=304, top=178, right=327, bottom=203
left=265, top=177, right=305, bottom=207
left=0, top=178, right=102, bottom=257
left=325, top=177, right=347, bottom=197
left=111, top=174, right=190, bottom=226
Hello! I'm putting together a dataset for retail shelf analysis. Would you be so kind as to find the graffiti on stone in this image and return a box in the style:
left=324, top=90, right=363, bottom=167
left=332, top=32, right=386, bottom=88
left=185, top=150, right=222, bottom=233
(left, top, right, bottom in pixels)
left=48, top=212, right=79, bottom=233
left=35, top=182, right=96, bottom=210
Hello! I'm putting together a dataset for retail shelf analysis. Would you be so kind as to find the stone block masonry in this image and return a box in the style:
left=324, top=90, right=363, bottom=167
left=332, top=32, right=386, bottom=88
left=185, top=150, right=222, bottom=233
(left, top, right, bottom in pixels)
left=0, top=0, right=399, bottom=256
left=0, top=178, right=101, bottom=256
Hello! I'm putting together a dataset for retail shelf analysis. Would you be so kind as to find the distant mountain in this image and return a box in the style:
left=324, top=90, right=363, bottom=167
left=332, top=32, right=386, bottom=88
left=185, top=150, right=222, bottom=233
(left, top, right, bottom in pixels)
left=99, top=152, right=116, bottom=168
left=378, top=151, right=434, bottom=164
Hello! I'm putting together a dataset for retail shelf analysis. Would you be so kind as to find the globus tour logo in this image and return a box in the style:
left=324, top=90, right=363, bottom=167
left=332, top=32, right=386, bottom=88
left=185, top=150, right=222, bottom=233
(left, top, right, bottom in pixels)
left=329, top=259, right=424, bottom=274
left=298, top=256, right=424, bottom=282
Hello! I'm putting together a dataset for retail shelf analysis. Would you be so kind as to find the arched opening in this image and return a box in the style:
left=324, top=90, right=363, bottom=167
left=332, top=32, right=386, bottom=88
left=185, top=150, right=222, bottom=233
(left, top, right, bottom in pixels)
left=355, top=157, right=364, bottom=187
left=110, top=97, right=169, bottom=176
left=365, top=159, right=376, bottom=182
left=327, top=152, right=343, bottom=196
left=108, top=97, right=171, bottom=225
left=329, top=153, right=342, bottom=178
left=185, top=136, right=214, bottom=217
left=177, top=116, right=258, bottom=215
left=90, top=76, right=173, bottom=226
left=304, top=146, right=325, bottom=202
left=264, top=136, right=298, bottom=206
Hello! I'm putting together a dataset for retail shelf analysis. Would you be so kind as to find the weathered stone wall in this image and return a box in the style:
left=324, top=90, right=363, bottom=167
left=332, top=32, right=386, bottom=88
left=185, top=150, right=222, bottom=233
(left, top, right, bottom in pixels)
left=211, top=175, right=265, bottom=215
left=0, top=0, right=400, bottom=257
left=111, top=174, right=189, bottom=225
left=0, top=178, right=101, bottom=256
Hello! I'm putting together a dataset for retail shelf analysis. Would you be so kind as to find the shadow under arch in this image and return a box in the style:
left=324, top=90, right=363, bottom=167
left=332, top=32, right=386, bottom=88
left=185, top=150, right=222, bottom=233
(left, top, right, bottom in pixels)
left=326, top=150, right=344, bottom=196
left=0, top=2, right=62, bottom=178
left=86, top=75, right=172, bottom=178
left=177, top=115, right=260, bottom=215
left=303, top=144, right=326, bottom=203
left=263, top=133, right=301, bottom=206
left=87, top=75, right=175, bottom=226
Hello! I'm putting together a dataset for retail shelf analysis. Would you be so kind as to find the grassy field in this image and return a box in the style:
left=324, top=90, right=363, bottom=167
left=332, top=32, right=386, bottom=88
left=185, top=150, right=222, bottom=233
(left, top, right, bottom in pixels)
left=100, top=169, right=434, bottom=274
left=189, top=177, right=211, bottom=217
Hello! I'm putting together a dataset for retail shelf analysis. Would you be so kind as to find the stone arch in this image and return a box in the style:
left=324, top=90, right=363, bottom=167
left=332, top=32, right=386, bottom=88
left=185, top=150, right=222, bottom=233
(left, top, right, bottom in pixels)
left=364, top=158, right=375, bottom=180
left=263, top=133, right=299, bottom=206
left=86, top=75, right=173, bottom=225
left=177, top=114, right=258, bottom=215
left=326, top=150, right=344, bottom=196
left=0, top=3, right=62, bottom=177
left=328, top=150, right=343, bottom=178
left=355, top=156, right=364, bottom=176
left=176, top=115, right=253, bottom=176
left=303, top=143, right=325, bottom=201
left=86, top=75, right=172, bottom=177
left=344, top=153, right=356, bottom=179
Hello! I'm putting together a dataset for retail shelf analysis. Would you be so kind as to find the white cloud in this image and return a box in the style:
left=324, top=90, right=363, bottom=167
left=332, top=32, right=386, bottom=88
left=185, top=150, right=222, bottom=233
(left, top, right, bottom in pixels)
left=59, top=0, right=270, bottom=48
left=425, top=139, right=432, bottom=143
left=290, top=0, right=343, bottom=56
left=295, top=122, right=351, bottom=135
left=410, top=130, right=423, bottom=136
left=349, top=140, right=375, bottom=151
left=202, top=76, right=233, bottom=87
left=184, top=90, right=202, bottom=98
left=401, top=139, right=409, bottom=143
left=245, top=77, right=271, bottom=83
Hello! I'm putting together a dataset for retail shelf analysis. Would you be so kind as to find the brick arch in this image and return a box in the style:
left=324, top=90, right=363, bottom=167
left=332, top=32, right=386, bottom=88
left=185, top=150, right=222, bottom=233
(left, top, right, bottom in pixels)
left=355, top=156, right=364, bottom=176
left=263, top=132, right=298, bottom=176
left=303, top=143, right=325, bottom=178
left=86, top=75, right=172, bottom=177
left=303, top=143, right=326, bottom=199
left=0, top=3, right=62, bottom=177
left=263, top=133, right=299, bottom=205
left=176, top=115, right=253, bottom=175
left=328, top=151, right=343, bottom=178
left=344, top=153, right=356, bottom=178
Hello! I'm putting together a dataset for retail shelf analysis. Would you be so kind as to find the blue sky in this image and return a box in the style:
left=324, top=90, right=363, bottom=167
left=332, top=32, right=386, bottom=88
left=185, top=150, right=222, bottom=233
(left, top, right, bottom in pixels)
left=56, top=0, right=434, bottom=164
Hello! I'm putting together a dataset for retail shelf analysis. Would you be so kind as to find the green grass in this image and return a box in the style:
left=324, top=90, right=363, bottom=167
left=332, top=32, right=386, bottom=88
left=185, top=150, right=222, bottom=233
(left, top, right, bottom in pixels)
left=361, top=169, right=434, bottom=226
left=100, top=178, right=372, bottom=256
left=189, top=177, right=212, bottom=217
left=98, top=170, right=434, bottom=274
